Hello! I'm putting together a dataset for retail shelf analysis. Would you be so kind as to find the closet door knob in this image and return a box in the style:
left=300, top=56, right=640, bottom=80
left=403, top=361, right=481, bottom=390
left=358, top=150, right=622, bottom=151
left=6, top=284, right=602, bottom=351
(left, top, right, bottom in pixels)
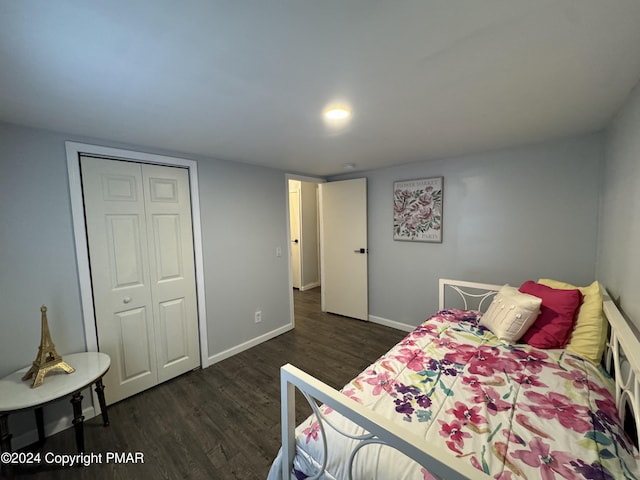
left=123, top=296, right=132, bottom=304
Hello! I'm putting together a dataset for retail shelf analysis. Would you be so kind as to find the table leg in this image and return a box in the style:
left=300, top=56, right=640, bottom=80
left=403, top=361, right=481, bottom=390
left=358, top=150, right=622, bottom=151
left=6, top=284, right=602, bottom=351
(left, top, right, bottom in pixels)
left=94, top=378, right=110, bottom=426
left=0, top=413, right=11, bottom=453
left=0, top=414, right=12, bottom=478
left=34, top=407, right=45, bottom=445
left=70, top=392, right=85, bottom=453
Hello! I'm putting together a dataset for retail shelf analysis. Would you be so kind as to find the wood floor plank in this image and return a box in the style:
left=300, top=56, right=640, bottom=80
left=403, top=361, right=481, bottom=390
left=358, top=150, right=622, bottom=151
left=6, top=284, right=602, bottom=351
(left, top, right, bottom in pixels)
left=12, top=288, right=408, bottom=479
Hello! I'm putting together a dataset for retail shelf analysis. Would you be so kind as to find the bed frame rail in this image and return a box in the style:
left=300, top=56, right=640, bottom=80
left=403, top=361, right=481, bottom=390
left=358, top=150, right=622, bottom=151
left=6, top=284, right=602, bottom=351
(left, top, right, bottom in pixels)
left=602, top=292, right=640, bottom=447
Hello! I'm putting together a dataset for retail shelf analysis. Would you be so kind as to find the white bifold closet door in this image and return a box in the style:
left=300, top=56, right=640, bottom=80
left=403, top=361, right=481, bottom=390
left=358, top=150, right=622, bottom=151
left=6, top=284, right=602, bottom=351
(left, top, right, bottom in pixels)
left=81, top=156, right=199, bottom=405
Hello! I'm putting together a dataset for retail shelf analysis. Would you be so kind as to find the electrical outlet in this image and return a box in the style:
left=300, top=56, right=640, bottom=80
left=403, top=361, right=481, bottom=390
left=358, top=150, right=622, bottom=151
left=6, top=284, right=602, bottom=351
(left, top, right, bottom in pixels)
left=254, top=310, right=262, bottom=323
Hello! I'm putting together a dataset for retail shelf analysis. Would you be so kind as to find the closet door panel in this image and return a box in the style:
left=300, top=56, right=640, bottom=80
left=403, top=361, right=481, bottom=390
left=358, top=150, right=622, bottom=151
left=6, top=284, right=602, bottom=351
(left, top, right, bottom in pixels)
left=81, top=156, right=157, bottom=404
left=143, top=164, right=200, bottom=382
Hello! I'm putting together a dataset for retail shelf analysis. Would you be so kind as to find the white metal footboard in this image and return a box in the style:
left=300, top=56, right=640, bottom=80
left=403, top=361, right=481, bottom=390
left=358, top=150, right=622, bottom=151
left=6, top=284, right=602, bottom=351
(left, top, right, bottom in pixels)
left=280, top=363, right=490, bottom=480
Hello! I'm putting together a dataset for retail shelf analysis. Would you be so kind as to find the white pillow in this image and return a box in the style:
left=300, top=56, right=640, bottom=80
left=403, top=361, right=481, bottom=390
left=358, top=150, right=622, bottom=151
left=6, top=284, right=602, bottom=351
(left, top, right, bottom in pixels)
left=480, top=285, right=542, bottom=343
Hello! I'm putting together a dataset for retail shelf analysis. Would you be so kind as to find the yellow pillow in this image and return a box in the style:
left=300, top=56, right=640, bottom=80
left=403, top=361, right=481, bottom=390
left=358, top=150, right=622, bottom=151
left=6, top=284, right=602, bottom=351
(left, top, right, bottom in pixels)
left=538, top=279, right=606, bottom=364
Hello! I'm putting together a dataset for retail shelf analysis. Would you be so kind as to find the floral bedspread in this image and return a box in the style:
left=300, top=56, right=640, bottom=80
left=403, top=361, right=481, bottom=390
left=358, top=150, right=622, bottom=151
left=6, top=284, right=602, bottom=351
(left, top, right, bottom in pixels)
left=273, top=310, right=640, bottom=480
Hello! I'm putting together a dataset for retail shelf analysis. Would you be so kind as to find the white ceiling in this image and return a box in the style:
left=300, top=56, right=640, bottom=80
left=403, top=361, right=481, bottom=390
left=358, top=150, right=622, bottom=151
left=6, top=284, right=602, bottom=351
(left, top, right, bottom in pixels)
left=2, top=1, right=640, bottom=176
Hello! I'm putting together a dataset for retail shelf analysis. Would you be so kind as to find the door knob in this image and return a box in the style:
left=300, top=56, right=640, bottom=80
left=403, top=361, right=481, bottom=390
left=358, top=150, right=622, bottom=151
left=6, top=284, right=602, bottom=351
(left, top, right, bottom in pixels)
left=123, top=296, right=132, bottom=304
left=353, top=248, right=368, bottom=254
left=292, top=239, right=299, bottom=244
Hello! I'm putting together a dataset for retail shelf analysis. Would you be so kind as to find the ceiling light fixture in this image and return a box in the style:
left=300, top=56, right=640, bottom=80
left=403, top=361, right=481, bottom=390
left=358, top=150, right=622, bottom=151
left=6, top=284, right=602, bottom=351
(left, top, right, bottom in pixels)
left=324, top=107, right=351, bottom=120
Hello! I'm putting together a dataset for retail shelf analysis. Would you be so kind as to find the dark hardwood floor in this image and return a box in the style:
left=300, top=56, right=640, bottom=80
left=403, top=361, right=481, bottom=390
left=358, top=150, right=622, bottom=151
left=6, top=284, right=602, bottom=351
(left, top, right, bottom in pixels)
left=11, top=289, right=406, bottom=480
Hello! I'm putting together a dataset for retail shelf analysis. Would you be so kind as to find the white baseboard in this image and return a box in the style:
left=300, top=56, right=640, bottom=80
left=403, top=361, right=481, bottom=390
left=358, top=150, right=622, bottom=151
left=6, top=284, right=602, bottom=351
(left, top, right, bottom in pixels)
left=207, top=323, right=294, bottom=365
left=368, top=315, right=416, bottom=332
left=299, top=282, right=320, bottom=292
left=12, top=405, right=96, bottom=451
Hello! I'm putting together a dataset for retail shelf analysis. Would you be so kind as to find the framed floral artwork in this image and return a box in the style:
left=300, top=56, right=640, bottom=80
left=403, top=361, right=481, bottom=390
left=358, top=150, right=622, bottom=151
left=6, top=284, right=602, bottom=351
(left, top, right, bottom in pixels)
left=393, top=176, right=443, bottom=242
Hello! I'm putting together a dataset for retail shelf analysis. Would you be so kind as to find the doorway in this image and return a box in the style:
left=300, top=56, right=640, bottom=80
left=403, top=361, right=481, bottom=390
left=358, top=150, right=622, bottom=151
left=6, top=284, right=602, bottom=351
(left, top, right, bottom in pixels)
left=286, top=175, right=369, bottom=325
left=288, top=179, right=321, bottom=292
left=285, top=175, right=323, bottom=327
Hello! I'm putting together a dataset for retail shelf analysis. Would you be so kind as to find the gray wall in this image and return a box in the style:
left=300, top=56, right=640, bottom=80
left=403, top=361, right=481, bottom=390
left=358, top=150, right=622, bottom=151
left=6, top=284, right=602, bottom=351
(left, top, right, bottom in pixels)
left=0, top=124, right=86, bottom=376
left=333, top=134, right=603, bottom=327
left=0, top=121, right=291, bottom=441
left=599, top=81, right=640, bottom=330
left=198, top=158, right=291, bottom=357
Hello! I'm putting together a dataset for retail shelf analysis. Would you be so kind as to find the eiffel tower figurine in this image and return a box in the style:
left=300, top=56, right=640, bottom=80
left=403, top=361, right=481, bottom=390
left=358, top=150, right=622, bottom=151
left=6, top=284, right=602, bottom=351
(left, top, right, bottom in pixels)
left=21, top=305, right=75, bottom=388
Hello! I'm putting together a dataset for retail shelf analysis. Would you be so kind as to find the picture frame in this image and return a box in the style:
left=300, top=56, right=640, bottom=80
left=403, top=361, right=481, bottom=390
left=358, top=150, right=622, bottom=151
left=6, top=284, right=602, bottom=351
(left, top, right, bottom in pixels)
left=393, top=176, right=443, bottom=243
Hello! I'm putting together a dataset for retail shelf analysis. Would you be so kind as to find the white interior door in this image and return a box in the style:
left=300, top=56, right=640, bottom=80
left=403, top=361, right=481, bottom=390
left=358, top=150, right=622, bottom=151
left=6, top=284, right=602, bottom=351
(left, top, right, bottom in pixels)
left=289, top=186, right=301, bottom=289
left=81, top=156, right=199, bottom=404
left=319, top=178, right=368, bottom=320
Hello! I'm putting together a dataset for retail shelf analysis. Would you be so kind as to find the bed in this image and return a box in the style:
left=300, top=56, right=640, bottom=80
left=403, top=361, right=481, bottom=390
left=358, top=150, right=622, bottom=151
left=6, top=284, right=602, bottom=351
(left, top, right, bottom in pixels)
left=268, top=279, right=640, bottom=479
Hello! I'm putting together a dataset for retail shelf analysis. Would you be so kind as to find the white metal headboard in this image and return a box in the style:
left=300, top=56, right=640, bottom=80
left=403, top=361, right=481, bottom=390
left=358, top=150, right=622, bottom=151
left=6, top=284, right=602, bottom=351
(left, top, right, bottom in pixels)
left=438, top=278, right=500, bottom=312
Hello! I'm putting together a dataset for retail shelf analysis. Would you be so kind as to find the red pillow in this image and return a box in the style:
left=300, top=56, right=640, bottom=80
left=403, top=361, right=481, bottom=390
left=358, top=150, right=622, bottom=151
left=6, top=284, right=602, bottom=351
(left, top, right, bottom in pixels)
left=518, top=280, right=582, bottom=349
